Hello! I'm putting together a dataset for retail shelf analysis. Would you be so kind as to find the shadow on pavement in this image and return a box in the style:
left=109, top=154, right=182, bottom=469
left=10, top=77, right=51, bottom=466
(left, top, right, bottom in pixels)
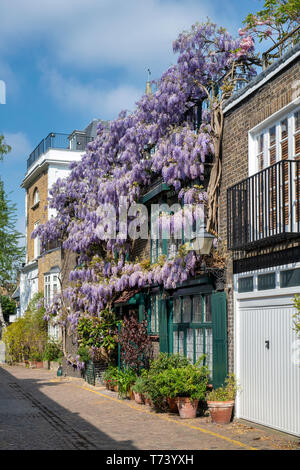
left=0, top=365, right=137, bottom=450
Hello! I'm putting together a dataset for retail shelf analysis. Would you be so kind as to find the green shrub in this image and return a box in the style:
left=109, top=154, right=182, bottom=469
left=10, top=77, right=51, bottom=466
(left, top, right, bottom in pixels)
left=146, top=361, right=209, bottom=406
left=117, top=368, right=137, bottom=399
left=77, top=345, right=91, bottom=364
left=206, top=374, right=238, bottom=401
left=3, top=293, right=47, bottom=363
left=103, top=366, right=119, bottom=386
left=43, top=339, right=63, bottom=362
left=132, top=375, right=148, bottom=395
left=149, top=353, right=191, bottom=374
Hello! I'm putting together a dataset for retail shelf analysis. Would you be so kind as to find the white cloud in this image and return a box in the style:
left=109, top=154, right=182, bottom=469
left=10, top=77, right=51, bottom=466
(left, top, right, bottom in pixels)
left=42, top=68, right=143, bottom=119
left=2, top=132, right=32, bottom=160
left=0, top=0, right=220, bottom=75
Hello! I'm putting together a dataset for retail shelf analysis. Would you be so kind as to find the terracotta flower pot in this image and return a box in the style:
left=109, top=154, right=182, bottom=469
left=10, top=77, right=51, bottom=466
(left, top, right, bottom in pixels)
left=207, top=400, right=234, bottom=424
left=144, top=397, right=153, bottom=407
left=134, top=392, right=144, bottom=405
left=167, top=397, right=179, bottom=413
left=176, top=397, right=199, bottom=419
left=36, top=361, right=44, bottom=369
left=113, top=384, right=118, bottom=392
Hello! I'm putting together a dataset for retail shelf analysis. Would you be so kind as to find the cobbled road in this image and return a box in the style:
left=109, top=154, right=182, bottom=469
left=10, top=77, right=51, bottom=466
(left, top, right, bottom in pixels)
left=0, top=365, right=299, bottom=451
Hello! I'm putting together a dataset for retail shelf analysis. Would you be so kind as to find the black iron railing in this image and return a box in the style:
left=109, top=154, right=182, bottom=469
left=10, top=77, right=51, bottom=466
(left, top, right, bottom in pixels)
left=27, top=133, right=70, bottom=169
left=262, top=25, right=300, bottom=70
left=27, top=132, right=94, bottom=170
left=227, top=160, right=300, bottom=251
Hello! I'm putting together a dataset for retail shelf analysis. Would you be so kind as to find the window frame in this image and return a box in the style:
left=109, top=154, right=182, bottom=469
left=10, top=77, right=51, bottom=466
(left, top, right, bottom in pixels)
left=249, top=104, right=300, bottom=176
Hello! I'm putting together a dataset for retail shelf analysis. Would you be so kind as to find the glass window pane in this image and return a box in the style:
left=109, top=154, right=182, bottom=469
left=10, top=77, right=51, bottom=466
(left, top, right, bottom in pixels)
left=205, top=328, right=213, bottom=376
left=173, top=298, right=181, bottom=323
left=238, top=276, right=253, bottom=293
left=195, top=329, right=204, bottom=362
left=281, top=119, right=288, bottom=139
left=280, top=268, right=300, bottom=288
left=269, top=126, right=276, bottom=145
left=182, top=297, right=191, bottom=323
left=193, top=295, right=202, bottom=322
left=204, top=296, right=212, bottom=322
left=186, top=328, right=194, bottom=362
left=295, top=111, right=300, bottom=131
left=173, top=331, right=178, bottom=354
left=257, top=273, right=276, bottom=290
left=179, top=331, right=184, bottom=355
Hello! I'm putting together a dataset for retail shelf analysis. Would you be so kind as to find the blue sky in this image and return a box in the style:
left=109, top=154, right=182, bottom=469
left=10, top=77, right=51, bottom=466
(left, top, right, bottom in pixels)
left=0, top=0, right=266, bottom=241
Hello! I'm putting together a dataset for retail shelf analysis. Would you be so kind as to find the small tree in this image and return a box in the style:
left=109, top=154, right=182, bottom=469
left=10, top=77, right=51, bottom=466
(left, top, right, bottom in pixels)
left=117, top=315, right=152, bottom=373
left=0, top=295, right=16, bottom=323
left=0, top=179, right=25, bottom=331
left=243, top=0, right=300, bottom=44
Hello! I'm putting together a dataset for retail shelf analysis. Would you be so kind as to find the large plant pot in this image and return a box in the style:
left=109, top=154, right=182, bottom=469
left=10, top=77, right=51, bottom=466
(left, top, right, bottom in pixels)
left=167, top=397, right=179, bottom=413
left=36, top=361, right=44, bottom=369
left=176, top=398, right=199, bottom=419
left=134, top=392, right=144, bottom=405
left=207, top=400, right=234, bottom=424
left=144, top=397, right=153, bottom=407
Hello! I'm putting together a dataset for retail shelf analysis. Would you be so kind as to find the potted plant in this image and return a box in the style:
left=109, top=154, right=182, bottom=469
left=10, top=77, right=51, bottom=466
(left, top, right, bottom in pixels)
left=145, top=353, right=193, bottom=412
left=132, top=376, right=148, bottom=404
left=147, top=360, right=209, bottom=418
left=29, top=350, right=44, bottom=368
left=206, top=374, right=238, bottom=424
left=170, top=363, right=209, bottom=419
left=103, top=366, right=119, bottom=390
left=116, top=368, right=136, bottom=399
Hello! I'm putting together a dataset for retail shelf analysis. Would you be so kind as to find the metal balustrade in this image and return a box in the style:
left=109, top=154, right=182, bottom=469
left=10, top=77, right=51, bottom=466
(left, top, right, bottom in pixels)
left=27, top=132, right=94, bottom=170
left=227, top=159, right=300, bottom=251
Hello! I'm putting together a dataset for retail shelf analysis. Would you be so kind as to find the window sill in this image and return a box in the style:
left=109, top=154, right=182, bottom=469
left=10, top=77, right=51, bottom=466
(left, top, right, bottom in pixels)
left=31, top=202, right=40, bottom=210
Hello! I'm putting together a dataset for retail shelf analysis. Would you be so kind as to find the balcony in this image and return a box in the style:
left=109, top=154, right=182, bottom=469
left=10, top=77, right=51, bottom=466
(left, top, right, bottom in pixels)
left=227, top=160, right=300, bottom=251
left=27, top=132, right=94, bottom=170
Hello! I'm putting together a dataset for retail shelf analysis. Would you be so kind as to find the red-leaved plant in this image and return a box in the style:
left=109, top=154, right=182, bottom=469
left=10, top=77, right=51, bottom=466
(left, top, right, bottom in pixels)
left=117, top=315, right=152, bottom=373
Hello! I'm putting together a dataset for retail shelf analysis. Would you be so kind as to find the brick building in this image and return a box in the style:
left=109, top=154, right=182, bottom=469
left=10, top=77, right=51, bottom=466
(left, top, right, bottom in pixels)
left=19, top=120, right=102, bottom=338
left=219, top=38, right=300, bottom=435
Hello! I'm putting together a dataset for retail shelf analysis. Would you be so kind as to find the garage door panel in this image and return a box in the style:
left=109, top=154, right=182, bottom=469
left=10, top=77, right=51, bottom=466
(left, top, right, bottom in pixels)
left=237, top=302, right=300, bottom=436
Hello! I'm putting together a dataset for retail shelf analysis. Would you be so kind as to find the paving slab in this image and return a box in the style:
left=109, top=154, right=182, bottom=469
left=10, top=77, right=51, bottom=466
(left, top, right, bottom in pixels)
left=0, top=364, right=299, bottom=451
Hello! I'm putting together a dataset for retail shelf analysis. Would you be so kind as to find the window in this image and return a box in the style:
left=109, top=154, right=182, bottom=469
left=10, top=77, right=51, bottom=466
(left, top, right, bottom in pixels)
left=252, top=107, right=300, bottom=173
left=33, top=188, right=40, bottom=206
left=172, top=294, right=213, bottom=375
left=257, top=272, right=276, bottom=290
left=44, top=271, right=60, bottom=307
left=238, top=276, right=253, bottom=293
left=280, top=268, right=300, bottom=288
left=149, top=294, right=159, bottom=334
left=150, top=202, right=183, bottom=263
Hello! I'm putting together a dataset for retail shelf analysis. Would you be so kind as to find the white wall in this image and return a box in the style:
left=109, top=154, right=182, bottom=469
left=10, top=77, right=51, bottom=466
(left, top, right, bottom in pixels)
left=19, top=263, right=38, bottom=316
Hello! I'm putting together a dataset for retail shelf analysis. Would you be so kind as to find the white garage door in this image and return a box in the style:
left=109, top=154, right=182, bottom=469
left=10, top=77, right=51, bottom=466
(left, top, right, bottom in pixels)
left=236, top=292, right=300, bottom=436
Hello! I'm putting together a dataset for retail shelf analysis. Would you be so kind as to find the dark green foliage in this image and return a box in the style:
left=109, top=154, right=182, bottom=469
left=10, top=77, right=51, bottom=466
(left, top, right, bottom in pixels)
left=0, top=295, right=16, bottom=321
left=43, top=338, right=63, bottom=362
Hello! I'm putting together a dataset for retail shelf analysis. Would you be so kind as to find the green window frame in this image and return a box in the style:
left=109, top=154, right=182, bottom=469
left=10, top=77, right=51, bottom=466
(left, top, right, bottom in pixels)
left=172, top=294, right=213, bottom=375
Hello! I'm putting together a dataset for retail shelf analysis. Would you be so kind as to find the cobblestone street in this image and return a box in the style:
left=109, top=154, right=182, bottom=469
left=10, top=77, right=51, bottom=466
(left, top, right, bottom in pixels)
left=0, top=365, right=299, bottom=451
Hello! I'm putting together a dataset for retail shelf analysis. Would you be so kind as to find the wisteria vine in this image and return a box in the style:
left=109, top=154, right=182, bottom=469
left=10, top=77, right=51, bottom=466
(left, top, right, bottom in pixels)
left=34, top=20, right=257, bottom=330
